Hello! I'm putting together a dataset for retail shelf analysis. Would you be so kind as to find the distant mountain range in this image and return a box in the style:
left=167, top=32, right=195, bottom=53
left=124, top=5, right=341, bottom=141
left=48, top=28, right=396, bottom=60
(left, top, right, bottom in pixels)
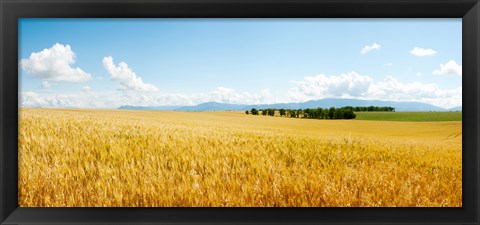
left=118, top=98, right=462, bottom=112
left=118, top=105, right=180, bottom=110
left=448, top=106, right=462, bottom=111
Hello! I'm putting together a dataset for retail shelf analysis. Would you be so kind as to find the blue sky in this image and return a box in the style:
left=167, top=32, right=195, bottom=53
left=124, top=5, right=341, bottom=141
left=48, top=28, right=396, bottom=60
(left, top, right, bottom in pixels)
left=19, top=18, right=462, bottom=109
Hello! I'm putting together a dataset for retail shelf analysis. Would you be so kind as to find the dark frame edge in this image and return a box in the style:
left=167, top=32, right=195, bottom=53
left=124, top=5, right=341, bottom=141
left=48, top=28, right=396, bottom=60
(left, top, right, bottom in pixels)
left=0, top=0, right=6, bottom=223
left=1, top=0, right=480, bottom=225
left=463, top=1, right=480, bottom=224
left=0, top=0, right=19, bottom=224
left=0, top=0, right=3, bottom=222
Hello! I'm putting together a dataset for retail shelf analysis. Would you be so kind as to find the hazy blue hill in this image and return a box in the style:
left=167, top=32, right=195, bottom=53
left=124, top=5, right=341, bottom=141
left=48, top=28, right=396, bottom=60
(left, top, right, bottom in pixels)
left=118, top=105, right=182, bottom=110
left=303, top=98, right=447, bottom=112
left=448, top=106, right=462, bottom=111
left=175, top=102, right=247, bottom=111
left=248, top=102, right=304, bottom=110
left=118, top=98, right=457, bottom=112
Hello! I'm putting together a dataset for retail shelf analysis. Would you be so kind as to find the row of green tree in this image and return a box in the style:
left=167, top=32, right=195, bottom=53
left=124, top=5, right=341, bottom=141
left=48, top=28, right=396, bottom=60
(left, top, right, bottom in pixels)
left=349, top=106, right=395, bottom=112
left=246, top=107, right=357, bottom=119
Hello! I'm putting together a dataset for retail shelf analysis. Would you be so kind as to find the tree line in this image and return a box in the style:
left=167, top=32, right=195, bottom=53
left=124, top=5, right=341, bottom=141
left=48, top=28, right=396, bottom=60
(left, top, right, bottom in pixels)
left=245, top=105, right=395, bottom=120
left=349, top=106, right=395, bottom=112
left=246, top=107, right=356, bottom=119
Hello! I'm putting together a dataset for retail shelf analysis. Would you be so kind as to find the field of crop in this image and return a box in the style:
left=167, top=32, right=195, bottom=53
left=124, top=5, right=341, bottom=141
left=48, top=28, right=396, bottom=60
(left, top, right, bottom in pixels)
left=18, top=108, right=462, bottom=207
left=355, top=111, right=462, bottom=122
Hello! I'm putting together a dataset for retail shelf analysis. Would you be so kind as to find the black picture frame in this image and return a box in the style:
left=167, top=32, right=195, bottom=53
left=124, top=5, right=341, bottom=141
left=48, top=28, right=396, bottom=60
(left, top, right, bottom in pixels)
left=1, top=0, right=479, bottom=224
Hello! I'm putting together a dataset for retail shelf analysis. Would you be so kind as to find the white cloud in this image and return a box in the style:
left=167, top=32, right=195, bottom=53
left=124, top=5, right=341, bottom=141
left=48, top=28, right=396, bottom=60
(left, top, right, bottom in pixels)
left=288, top=71, right=461, bottom=108
left=433, top=60, right=462, bottom=76
left=368, top=76, right=460, bottom=103
left=19, top=86, right=277, bottom=109
left=19, top=92, right=45, bottom=108
left=19, top=77, right=461, bottom=109
left=416, top=72, right=422, bottom=76
left=410, top=47, right=437, bottom=56
left=117, top=87, right=275, bottom=107
left=210, top=87, right=247, bottom=104
left=82, top=86, right=91, bottom=93
left=360, top=43, right=381, bottom=54
left=288, top=72, right=373, bottom=101
left=19, top=91, right=82, bottom=108
left=384, top=62, right=393, bottom=67
left=369, top=76, right=462, bottom=109
left=41, top=81, right=51, bottom=88
left=19, top=90, right=125, bottom=109
left=207, top=87, right=273, bottom=105
left=102, top=56, right=159, bottom=92
left=116, top=88, right=272, bottom=107
left=210, top=87, right=236, bottom=102
left=19, top=43, right=92, bottom=82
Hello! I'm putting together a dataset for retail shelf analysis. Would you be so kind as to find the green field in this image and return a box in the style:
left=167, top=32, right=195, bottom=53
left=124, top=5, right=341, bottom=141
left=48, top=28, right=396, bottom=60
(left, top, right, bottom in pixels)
left=355, top=111, right=462, bottom=122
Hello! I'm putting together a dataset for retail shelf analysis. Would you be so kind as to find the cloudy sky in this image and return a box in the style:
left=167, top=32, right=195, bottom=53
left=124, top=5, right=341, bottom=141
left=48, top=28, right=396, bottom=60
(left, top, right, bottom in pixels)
left=19, top=19, right=462, bottom=109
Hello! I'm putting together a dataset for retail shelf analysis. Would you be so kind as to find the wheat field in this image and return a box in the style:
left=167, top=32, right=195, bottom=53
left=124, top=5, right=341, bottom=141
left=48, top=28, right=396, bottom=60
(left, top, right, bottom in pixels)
left=18, top=108, right=462, bottom=207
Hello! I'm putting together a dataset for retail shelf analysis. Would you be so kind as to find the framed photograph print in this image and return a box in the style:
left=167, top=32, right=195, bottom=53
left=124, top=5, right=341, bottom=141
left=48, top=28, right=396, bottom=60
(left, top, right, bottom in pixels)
left=1, top=0, right=479, bottom=224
